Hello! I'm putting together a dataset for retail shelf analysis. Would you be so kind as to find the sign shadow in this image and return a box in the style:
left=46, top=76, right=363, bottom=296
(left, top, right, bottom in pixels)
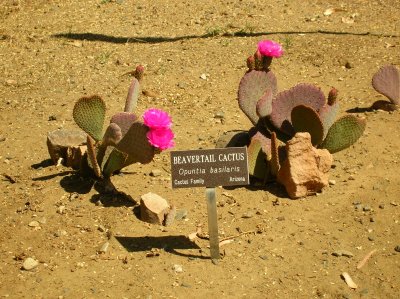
left=115, top=235, right=207, bottom=259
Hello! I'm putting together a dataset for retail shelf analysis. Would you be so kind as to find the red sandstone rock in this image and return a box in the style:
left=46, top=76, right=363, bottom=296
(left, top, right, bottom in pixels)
left=277, top=132, right=333, bottom=199
left=140, top=192, right=170, bottom=225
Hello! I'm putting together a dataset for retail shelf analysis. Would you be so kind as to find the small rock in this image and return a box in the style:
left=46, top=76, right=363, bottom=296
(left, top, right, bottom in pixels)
left=98, top=242, right=109, bottom=254
left=242, top=211, right=254, bottom=219
left=48, top=115, right=57, bottom=121
left=22, top=257, right=39, bottom=271
left=57, top=206, right=66, bottom=214
left=28, top=221, right=40, bottom=228
left=177, top=82, right=187, bottom=89
left=368, top=236, right=375, bottom=241
left=140, top=192, right=170, bottom=225
left=277, top=133, right=333, bottom=199
left=214, top=111, right=225, bottom=119
left=172, top=264, right=183, bottom=273
left=200, top=73, right=208, bottom=80
left=98, top=225, right=106, bottom=232
left=379, top=204, right=385, bottom=209
left=54, top=230, right=67, bottom=237
left=363, top=205, right=372, bottom=212
left=328, top=179, right=336, bottom=185
left=332, top=250, right=354, bottom=258
left=150, top=169, right=162, bottom=177
left=277, top=216, right=285, bottom=221
left=394, top=245, right=400, bottom=253
left=38, top=217, right=47, bottom=224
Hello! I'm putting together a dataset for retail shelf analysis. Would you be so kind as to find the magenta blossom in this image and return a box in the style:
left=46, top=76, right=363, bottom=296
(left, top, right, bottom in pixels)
left=257, top=40, right=283, bottom=58
left=143, top=108, right=172, bottom=130
left=147, top=128, right=175, bottom=150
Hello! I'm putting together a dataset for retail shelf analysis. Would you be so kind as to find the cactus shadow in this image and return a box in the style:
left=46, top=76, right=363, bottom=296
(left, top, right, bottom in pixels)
left=346, top=106, right=372, bottom=113
left=59, top=173, right=94, bottom=194
left=90, top=192, right=137, bottom=208
left=115, top=235, right=206, bottom=259
left=31, top=159, right=54, bottom=169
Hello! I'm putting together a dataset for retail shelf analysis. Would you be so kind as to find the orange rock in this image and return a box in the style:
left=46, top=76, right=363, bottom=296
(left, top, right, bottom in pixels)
left=277, top=132, right=333, bottom=199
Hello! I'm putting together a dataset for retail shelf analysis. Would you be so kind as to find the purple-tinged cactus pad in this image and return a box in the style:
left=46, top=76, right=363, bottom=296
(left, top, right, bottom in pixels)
left=318, top=101, right=340, bottom=139
left=238, top=70, right=278, bottom=125
left=320, top=115, right=366, bottom=154
left=256, top=88, right=274, bottom=118
left=110, top=112, right=138, bottom=137
left=124, top=78, right=140, bottom=113
left=270, top=83, right=326, bottom=135
left=291, top=105, right=324, bottom=146
left=73, top=95, right=106, bottom=141
left=247, top=132, right=271, bottom=180
left=116, top=122, right=155, bottom=165
left=372, top=65, right=399, bottom=105
left=103, top=123, right=122, bottom=146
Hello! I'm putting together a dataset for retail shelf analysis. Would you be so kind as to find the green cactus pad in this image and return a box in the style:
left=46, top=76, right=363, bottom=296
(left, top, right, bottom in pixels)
left=238, top=70, right=277, bottom=125
left=124, top=78, right=140, bottom=113
left=73, top=95, right=106, bottom=141
left=102, top=147, right=128, bottom=177
left=372, top=65, right=399, bottom=105
left=256, top=88, right=274, bottom=118
left=270, top=83, right=326, bottom=136
left=115, top=122, right=155, bottom=165
left=320, top=115, right=366, bottom=153
left=247, top=132, right=271, bottom=180
left=102, top=123, right=122, bottom=146
left=291, top=105, right=324, bottom=146
left=110, top=112, right=138, bottom=137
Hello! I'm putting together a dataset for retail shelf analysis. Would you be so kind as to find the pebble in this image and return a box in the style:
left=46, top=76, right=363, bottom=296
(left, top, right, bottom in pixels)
left=214, top=111, right=225, bottom=119
left=38, top=217, right=47, bottom=224
left=200, top=73, right=208, bottom=80
left=332, top=250, right=354, bottom=258
left=328, top=179, right=336, bottom=185
left=22, top=257, right=39, bottom=271
left=394, top=245, right=400, bottom=253
left=242, top=211, right=254, bottom=219
left=98, top=242, right=109, bottom=254
left=368, top=236, right=375, bottom=241
left=379, top=204, right=385, bottom=209
left=363, top=205, right=372, bottom=212
left=172, top=264, right=183, bottom=273
left=54, top=230, right=67, bottom=237
left=57, top=206, right=66, bottom=214
left=150, top=169, right=162, bottom=177
left=28, top=221, right=40, bottom=228
left=277, top=216, right=285, bottom=221
left=98, top=225, right=106, bottom=232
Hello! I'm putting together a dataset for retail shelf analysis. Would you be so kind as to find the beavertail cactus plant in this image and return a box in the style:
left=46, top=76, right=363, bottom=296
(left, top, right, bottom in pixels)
left=218, top=39, right=366, bottom=197
left=71, top=66, right=174, bottom=192
left=371, top=65, right=399, bottom=111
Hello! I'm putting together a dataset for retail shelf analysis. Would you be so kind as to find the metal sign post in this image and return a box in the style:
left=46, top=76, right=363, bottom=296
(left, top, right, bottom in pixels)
left=206, top=187, right=219, bottom=260
left=170, top=147, right=249, bottom=260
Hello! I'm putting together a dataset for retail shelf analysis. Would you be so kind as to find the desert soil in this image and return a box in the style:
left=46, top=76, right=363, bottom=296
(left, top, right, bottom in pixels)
left=1, top=0, right=400, bottom=298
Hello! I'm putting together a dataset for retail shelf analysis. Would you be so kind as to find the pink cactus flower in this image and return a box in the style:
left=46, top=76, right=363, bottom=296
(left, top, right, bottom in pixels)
left=146, top=128, right=175, bottom=150
left=257, top=40, right=283, bottom=58
left=143, top=108, right=172, bottom=130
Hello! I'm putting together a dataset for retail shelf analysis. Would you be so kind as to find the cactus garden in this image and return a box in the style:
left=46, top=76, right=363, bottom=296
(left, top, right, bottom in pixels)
left=1, top=1, right=399, bottom=298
